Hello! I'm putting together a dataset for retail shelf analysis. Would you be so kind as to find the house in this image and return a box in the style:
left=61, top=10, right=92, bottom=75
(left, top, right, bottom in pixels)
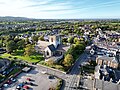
left=96, top=56, right=118, bottom=68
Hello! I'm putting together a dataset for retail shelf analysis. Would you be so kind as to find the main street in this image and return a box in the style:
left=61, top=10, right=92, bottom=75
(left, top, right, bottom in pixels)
left=32, top=51, right=90, bottom=90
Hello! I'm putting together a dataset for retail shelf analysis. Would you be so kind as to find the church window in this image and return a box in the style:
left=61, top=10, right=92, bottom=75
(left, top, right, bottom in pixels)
left=51, top=38, right=53, bottom=42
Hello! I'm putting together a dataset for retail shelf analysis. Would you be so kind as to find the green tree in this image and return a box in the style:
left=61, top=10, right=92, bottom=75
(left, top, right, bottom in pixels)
left=66, top=45, right=75, bottom=55
left=74, top=37, right=78, bottom=44
left=62, top=38, right=68, bottom=43
left=25, top=38, right=30, bottom=44
left=46, top=59, right=55, bottom=66
left=24, top=44, right=35, bottom=56
left=68, top=37, right=74, bottom=44
left=17, top=39, right=25, bottom=49
left=63, top=54, right=74, bottom=67
left=32, top=36, right=39, bottom=43
left=0, top=43, right=3, bottom=48
left=6, top=40, right=16, bottom=53
left=76, top=40, right=81, bottom=45
left=39, top=35, right=44, bottom=41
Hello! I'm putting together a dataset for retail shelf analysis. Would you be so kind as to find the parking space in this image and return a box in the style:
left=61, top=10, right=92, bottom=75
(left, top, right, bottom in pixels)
left=4, top=68, right=58, bottom=90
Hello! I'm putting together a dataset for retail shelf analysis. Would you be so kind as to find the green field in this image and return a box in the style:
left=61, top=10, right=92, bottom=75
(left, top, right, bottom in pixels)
left=0, top=50, right=44, bottom=63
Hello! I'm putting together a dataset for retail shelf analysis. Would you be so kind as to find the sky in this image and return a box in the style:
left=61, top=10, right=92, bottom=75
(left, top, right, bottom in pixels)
left=0, top=0, right=120, bottom=19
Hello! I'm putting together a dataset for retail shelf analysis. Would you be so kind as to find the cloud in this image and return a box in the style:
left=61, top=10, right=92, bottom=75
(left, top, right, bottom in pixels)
left=69, top=0, right=120, bottom=12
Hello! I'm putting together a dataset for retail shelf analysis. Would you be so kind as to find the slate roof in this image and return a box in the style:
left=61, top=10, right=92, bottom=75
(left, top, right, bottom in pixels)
left=47, top=44, right=56, bottom=52
left=97, top=56, right=118, bottom=63
left=95, top=79, right=119, bottom=90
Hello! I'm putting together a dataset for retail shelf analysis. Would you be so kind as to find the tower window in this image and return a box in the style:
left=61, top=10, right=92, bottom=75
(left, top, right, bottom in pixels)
left=51, top=38, right=53, bottom=42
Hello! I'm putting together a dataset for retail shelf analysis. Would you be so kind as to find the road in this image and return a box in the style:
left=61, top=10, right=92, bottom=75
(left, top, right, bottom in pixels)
left=64, top=51, right=90, bottom=90
left=69, top=51, right=89, bottom=75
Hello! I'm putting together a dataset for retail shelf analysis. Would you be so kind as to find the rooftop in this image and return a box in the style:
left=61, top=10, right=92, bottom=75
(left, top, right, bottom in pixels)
left=47, top=44, right=56, bottom=52
left=97, top=56, right=118, bottom=63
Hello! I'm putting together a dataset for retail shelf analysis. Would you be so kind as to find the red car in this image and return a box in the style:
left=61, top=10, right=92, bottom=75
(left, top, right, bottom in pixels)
left=26, top=78, right=31, bottom=81
left=23, top=85, right=29, bottom=89
left=7, top=80, right=12, bottom=84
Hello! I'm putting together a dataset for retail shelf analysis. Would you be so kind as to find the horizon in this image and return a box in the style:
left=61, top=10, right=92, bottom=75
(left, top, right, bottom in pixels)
left=1, top=16, right=120, bottom=20
left=0, top=0, right=120, bottom=19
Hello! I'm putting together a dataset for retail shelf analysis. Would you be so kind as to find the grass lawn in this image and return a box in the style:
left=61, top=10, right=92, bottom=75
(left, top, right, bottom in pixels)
left=0, top=50, right=44, bottom=63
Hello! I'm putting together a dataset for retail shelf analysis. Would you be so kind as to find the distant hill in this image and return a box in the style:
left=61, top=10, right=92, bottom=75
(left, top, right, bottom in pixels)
left=0, top=16, right=36, bottom=21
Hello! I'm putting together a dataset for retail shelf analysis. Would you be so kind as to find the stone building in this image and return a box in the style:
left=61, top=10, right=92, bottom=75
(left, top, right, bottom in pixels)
left=96, top=56, right=118, bottom=68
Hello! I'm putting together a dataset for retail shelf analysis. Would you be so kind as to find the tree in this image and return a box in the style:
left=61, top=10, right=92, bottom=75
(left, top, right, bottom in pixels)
left=46, top=59, right=55, bottom=66
left=65, top=45, right=75, bottom=55
left=63, top=54, right=74, bottom=67
left=76, top=40, right=81, bottom=45
left=68, top=37, right=74, bottom=44
left=24, top=44, right=35, bottom=56
left=0, top=43, right=3, bottom=48
left=39, top=35, right=44, bottom=41
left=74, top=37, right=78, bottom=44
left=14, top=37, right=20, bottom=43
left=25, top=38, right=30, bottom=44
left=17, top=39, right=25, bottom=49
left=62, top=38, right=68, bottom=43
left=32, top=36, right=39, bottom=43
left=6, top=40, right=16, bottom=53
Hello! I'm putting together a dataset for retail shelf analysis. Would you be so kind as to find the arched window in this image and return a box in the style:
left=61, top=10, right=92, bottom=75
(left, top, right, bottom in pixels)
left=51, top=38, right=53, bottom=42
left=47, top=51, right=49, bottom=56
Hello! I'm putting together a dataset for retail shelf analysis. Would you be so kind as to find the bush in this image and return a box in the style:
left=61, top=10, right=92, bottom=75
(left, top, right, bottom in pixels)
left=14, top=57, right=17, bottom=59
left=56, top=79, right=63, bottom=90
left=9, top=56, right=12, bottom=58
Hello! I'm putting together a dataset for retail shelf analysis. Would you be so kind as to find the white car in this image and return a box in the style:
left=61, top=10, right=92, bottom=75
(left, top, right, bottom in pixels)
left=3, top=84, right=9, bottom=88
left=10, top=78, right=16, bottom=82
left=41, top=71, right=46, bottom=74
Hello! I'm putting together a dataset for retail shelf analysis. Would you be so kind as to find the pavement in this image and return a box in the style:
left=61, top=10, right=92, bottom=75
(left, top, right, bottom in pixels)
left=4, top=68, right=58, bottom=90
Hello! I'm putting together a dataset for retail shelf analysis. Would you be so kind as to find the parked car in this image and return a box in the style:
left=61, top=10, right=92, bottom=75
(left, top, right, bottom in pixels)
left=23, top=85, right=29, bottom=89
left=6, top=80, right=12, bottom=84
left=41, top=71, right=46, bottom=74
left=10, top=78, right=16, bottom=82
left=48, top=75, right=54, bottom=79
left=26, top=78, right=31, bottom=81
left=3, top=84, right=9, bottom=88
left=25, top=81, right=34, bottom=86
left=16, top=83, right=24, bottom=89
